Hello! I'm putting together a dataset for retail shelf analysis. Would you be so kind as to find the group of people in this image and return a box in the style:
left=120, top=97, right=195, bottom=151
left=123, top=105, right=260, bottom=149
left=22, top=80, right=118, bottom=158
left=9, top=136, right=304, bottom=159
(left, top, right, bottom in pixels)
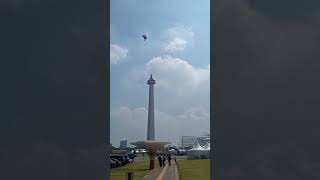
left=157, top=153, right=176, bottom=167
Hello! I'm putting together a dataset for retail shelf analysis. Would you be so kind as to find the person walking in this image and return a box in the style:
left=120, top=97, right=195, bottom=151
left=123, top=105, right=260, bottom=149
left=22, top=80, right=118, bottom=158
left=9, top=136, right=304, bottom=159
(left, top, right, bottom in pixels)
left=174, top=156, right=177, bottom=163
left=168, top=154, right=172, bottom=166
left=130, top=154, right=134, bottom=163
left=162, top=155, right=166, bottom=166
left=158, top=155, right=163, bottom=167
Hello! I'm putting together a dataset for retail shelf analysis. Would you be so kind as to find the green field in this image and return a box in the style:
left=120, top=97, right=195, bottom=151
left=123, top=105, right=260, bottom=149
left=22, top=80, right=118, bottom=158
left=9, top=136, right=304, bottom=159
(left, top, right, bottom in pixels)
left=110, top=160, right=155, bottom=180
left=177, top=159, right=210, bottom=180
left=135, top=153, right=147, bottom=157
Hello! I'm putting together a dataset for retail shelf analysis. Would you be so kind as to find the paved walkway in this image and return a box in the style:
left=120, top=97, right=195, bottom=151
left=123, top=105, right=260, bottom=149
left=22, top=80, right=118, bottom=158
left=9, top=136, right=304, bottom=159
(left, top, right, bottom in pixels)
left=143, top=160, right=179, bottom=180
left=162, top=160, right=179, bottom=180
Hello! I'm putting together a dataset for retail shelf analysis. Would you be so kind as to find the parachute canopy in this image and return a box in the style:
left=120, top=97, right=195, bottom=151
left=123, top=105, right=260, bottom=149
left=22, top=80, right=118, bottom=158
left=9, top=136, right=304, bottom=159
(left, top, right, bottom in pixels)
left=142, top=34, right=147, bottom=41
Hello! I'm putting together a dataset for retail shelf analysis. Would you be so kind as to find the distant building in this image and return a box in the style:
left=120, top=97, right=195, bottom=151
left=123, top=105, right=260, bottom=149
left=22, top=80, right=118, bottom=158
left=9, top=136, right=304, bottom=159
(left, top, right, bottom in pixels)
left=120, top=140, right=127, bottom=149
left=179, top=134, right=210, bottom=148
left=179, top=136, right=198, bottom=148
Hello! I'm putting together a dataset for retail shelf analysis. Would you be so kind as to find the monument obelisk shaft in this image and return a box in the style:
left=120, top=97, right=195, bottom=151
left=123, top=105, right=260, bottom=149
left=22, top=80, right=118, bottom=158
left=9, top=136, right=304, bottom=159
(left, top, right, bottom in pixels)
left=147, top=74, right=156, bottom=141
left=131, top=74, right=170, bottom=170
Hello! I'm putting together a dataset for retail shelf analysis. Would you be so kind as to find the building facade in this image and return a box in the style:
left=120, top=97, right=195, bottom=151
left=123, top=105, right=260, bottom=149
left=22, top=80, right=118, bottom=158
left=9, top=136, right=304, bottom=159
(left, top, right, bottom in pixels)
left=179, top=134, right=210, bottom=148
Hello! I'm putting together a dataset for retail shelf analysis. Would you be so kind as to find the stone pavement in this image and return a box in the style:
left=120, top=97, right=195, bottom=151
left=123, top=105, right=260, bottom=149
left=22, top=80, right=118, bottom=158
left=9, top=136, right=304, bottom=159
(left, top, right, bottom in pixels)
left=143, top=159, right=179, bottom=180
left=162, top=160, right=179, bottom=180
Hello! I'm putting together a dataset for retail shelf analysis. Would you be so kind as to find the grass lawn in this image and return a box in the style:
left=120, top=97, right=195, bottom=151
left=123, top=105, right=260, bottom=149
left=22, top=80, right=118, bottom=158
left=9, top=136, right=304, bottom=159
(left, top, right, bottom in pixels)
left=110, top=160, right=157, bottom=180
left=177, top=159, right=210, bottom=180
left=135, top=153, right=147, bottom=157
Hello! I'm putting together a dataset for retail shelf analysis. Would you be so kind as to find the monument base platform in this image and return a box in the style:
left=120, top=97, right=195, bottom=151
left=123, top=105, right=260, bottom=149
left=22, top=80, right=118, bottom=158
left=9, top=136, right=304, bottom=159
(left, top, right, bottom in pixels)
left=130, top=140, right=171, bottom=150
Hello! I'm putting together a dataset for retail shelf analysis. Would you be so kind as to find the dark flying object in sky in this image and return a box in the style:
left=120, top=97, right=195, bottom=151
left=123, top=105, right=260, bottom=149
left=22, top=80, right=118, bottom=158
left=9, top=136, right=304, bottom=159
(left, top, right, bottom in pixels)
left=142, top=34, right=147, bottom=41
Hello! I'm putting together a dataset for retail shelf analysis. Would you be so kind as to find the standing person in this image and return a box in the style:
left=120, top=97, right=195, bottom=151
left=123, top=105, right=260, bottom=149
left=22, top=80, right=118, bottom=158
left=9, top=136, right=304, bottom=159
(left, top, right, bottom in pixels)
left=168, top=154, right=172, bottom=166
left=158, top=155, right=163, bottom=167
left=162, top=155, right=166, bottom=166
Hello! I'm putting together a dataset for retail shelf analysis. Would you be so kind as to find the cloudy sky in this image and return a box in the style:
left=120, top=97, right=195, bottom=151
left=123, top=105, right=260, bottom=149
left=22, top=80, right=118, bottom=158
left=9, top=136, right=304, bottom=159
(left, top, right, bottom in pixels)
left=110, top=0, right=210, bottom=147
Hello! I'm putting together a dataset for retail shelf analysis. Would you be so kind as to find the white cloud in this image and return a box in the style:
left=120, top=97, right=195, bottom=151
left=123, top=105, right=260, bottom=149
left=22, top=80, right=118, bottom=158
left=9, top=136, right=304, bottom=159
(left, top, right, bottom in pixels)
left=164, top=38, right=187, bottom=52
left=143, top=55, right=210, bottom=94
left=125, top=56, right=210, bottom=114
left=110, top=106, right=210, bottom=147
left=164, top=25, right=194, bottom=52
left=125, top=55, right=210, bottom=114
left=110, top=44, right=128, bottom=64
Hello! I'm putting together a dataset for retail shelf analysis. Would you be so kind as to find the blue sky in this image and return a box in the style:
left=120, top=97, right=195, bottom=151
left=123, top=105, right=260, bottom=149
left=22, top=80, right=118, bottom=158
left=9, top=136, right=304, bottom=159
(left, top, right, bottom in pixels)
left=110, top=0, right=210, bottom=147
